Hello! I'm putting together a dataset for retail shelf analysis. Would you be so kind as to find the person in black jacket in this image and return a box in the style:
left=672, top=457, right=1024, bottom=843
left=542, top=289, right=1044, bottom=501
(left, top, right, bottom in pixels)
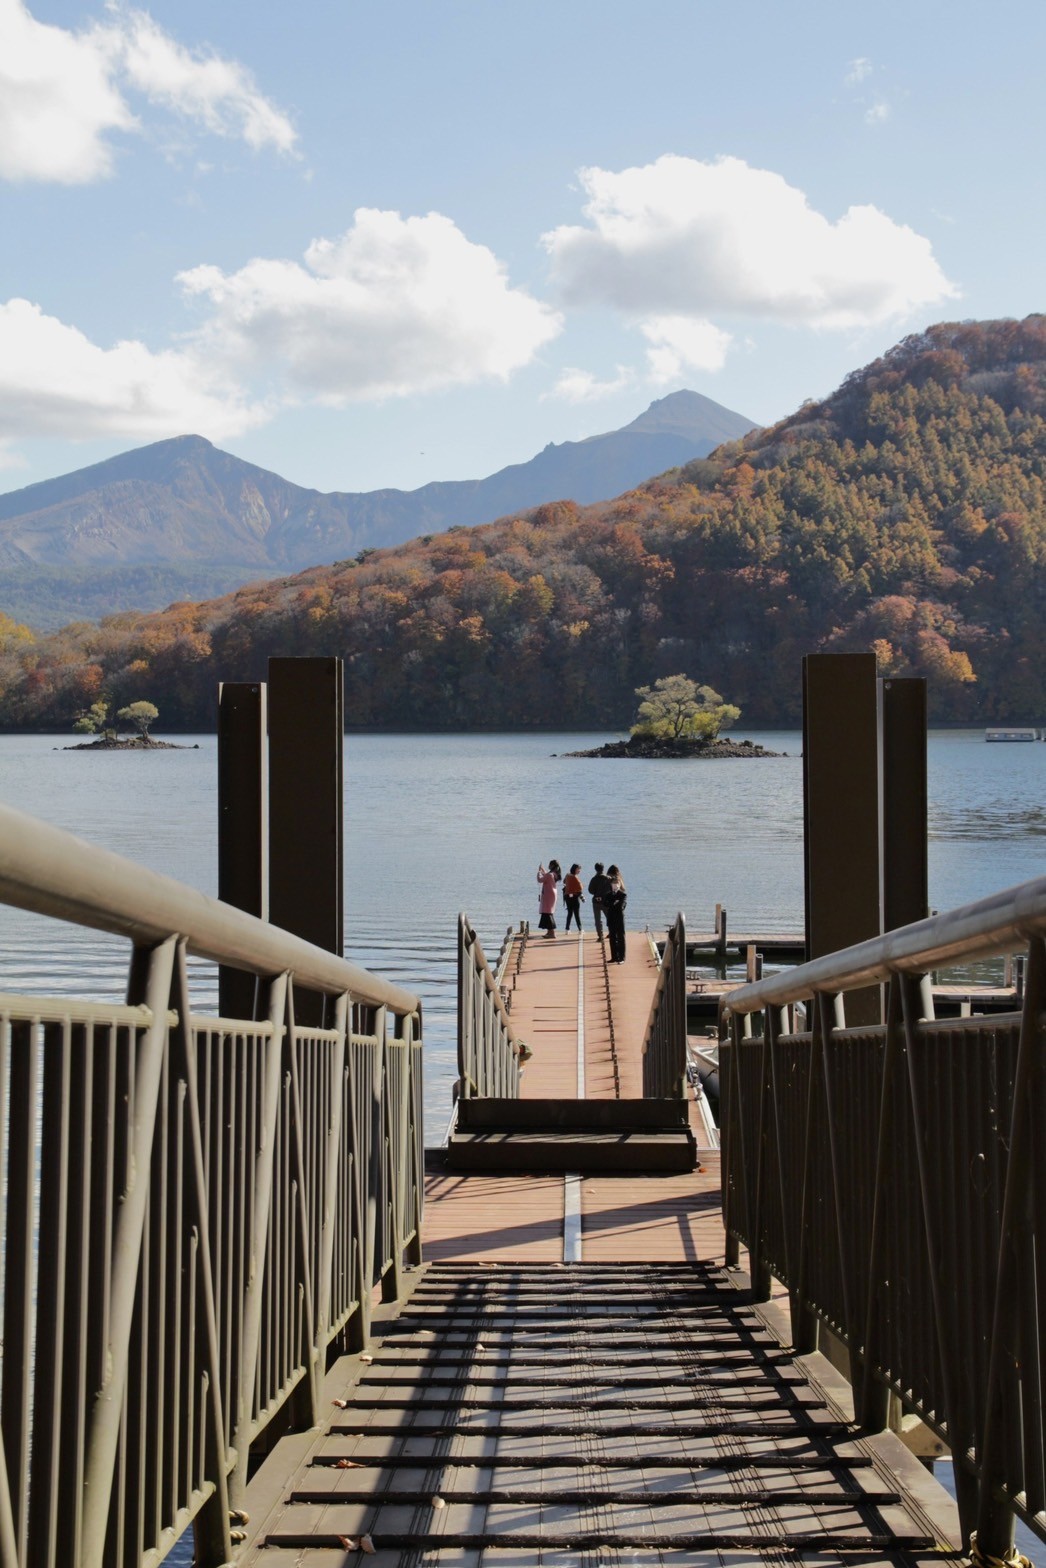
left=588, top=862, right=611, bottom=939
left=603, top=865, right=627, bottom=963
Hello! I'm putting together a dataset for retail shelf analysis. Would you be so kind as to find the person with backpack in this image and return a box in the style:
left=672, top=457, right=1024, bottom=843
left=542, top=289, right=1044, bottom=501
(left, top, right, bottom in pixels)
left=603, top=865, right=628, bottom=962
left=563, top=863, right=585, bottom=932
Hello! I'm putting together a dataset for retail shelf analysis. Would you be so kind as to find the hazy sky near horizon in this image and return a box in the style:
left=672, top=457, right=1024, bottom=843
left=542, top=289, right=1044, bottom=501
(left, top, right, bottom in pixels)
left=1, top=0, right=1043, bottom=497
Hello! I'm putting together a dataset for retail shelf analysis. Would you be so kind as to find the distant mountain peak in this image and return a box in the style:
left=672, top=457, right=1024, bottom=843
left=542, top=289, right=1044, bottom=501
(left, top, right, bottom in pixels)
left=0, top=389, right=758, bottom=630
left=621, top=389, right=757, bottom=443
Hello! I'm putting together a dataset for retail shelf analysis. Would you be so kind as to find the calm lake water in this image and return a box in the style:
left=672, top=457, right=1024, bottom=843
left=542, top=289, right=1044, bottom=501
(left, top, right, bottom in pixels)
left=2, top=728, right=1044, bottom=1565
left=0, top=727, right=1044, bottom=1127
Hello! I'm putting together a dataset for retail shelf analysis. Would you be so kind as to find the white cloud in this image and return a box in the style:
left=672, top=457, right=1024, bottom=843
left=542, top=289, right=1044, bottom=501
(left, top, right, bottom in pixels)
left=865, top=101, right=891, bottom=125
left=0, top=0, right=134, bottom=181
left=0, top=0, right=295, bottom=183
left=543, top=155, right=957, bottom=334
left=97, top=6, right=297, bottom=155
left=641, top=316, right=732, bottom=383
left=179, top=209, right=563, bottom=401
left=544, top=366, right=634, bottom=403
left=846, top=57, right=872, bottom=85
left=0, top=297, right=264, bottom=439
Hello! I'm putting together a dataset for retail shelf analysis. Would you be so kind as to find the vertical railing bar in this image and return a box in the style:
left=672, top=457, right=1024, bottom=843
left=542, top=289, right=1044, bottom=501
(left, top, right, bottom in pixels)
left=227, top=974, right=288, bottom=1505
left=900, top=971, right=977, bottom=1540
left=2, top=1019, right=37, bottom=1566
left=750, top=1009, right=772, bottom=1302
left=26, top=1018, right=70, bottom=1568
left=858, top=974, right=902, bottom=1432
left=165, top=943, right=233, bottom=1568
left=793, top=997, right=821, bottom=1354
left=315, top=993, right=350, bottom=1356
left=818, top=992, right=858, bottom=1387
left=0, top=1442, right=17, bottom=1568
left=284, top=989, right=321, bottom=1424
left=766, top=1007, right=793, bottom=1289
left=63, top=1020, right=93, bottom=1565
left=81, top=937, right=176, bottom=1568
left=973, top=935, right=1046, bottom=1560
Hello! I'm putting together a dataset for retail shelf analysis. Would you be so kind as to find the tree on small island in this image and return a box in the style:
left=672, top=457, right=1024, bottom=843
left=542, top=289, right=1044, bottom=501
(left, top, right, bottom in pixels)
left=118, top=701, right=160, bottom=742
left=631, top=675, right=740, bottom=745
left=72, top=698, right=161, bottom=745
left=72, top=699, right=118, bottom=741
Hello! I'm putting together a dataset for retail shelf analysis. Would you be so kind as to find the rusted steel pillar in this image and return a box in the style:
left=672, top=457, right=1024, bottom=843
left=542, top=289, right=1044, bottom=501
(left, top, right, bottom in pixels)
left=268, top=657, right=345, bottom=1025
left=802, top=653, right=881, bottom=1025
left=880, top=676, right=928, bottom=932
left=217, top=681, right=267, bottom=1019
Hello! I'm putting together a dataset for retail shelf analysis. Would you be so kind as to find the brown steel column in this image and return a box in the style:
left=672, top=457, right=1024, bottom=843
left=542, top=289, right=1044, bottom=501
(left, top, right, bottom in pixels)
left=803, top=653, right=881, bottom=1025
left=880, top=677, right=928, bottom=933
left=217, top=681, right=267, bottom=1018
left=268, top=658, right=344, bottom=1024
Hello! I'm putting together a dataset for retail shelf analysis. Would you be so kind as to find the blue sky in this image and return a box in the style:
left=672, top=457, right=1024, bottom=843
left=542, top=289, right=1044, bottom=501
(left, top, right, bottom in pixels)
left=1, top=0, right=1043, bottom=497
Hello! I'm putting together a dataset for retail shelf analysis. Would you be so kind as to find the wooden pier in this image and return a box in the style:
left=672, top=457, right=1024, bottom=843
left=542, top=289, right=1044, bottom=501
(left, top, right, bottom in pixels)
left=237, top=926, right=965, bottom=1566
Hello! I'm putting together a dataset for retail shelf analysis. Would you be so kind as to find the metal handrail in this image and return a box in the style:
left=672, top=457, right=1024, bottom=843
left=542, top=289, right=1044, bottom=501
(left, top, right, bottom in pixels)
left=722, top=872, right=1046, bottom=1017
left=457, top=913, right=520, bottom=1098
left=0, top=804, right=424, bottom=1568
left=0, top=800, right=418, bottom=1014
left=641, top=913, right=687, bottom=1098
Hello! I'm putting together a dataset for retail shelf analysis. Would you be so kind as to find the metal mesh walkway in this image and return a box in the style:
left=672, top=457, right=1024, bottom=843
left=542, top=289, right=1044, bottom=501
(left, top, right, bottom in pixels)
left=242, top=1261, right=958, bottom=1565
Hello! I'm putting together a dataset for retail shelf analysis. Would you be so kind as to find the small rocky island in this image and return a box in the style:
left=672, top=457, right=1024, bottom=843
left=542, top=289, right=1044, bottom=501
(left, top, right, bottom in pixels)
left=565, top=735, right=783, bottom=759
left=65, top=735, right=190, bottom=751
left=63, top=698, right=195, bottom=750
left=565, top=676, right=783, bottom=758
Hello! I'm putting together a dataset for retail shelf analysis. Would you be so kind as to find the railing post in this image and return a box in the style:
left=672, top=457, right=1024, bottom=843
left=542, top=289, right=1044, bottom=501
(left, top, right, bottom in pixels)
left=818, top=992, right=862, bottom=1391
left=722, top=1011, right=740, bottom=1268
left=228, top=972, right=290, bottom=1508
left=283, top=981, right=321, bottom=1427
left=974, top=936, right=1045, bottom=1561
left=750, top=1009, right=773, bottom=1302
left=406, top=1011, right=424, bottom=1268
left=314, top=993, right=350, bottom=1370
left=792, top=993, right=822, bottom=1355
left=81, top=937, right=181, bottom=1568
left=169, top=943, right=235, bottom=1568
left=900, top=970, right=978, bottom=1539
left=857, top=973, right=902, bottom=1433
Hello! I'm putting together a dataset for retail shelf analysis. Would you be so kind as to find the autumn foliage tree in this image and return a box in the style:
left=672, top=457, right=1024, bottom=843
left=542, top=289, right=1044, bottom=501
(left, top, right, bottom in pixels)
left=632, top=676, right=741, bottom=743
left=1, top=315, right=1044, bottom=732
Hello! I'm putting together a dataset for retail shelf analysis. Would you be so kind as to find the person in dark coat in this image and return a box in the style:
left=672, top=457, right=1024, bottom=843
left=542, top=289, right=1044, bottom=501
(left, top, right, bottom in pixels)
left=588, top=862, right=611, bottom=939
left=603, top=865, right=627, bottom=963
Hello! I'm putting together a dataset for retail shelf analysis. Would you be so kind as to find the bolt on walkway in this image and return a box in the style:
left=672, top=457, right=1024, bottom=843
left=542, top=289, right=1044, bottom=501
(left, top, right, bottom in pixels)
left=236, top=928, right=964, bottom=1565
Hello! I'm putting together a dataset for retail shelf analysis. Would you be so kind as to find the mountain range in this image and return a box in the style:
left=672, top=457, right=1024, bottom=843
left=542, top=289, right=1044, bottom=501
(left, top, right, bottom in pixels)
left=0, top=390, right=756, bottom=630
left=2, top=313, right=1043, bottom=732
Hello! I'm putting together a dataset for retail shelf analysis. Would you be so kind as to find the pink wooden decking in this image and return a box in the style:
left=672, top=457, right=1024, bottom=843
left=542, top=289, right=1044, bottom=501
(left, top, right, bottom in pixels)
left=424, top=928, right=723, bottom=1266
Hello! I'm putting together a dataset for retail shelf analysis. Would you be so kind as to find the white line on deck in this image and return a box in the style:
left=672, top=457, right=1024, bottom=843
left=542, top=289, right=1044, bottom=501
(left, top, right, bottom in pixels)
left=563, top=1173, right=583, bottom=1262
left=576, top=929, right=585, bottom=1097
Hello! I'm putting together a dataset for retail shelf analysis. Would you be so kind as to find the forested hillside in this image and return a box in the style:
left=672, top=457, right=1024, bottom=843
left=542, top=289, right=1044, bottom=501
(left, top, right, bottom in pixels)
left=2, top=315, right=1044, bottom=731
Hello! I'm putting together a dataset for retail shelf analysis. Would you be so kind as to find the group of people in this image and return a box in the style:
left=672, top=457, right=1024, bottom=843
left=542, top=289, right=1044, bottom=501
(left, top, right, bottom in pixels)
left=535, top=860, right=628, bottom=962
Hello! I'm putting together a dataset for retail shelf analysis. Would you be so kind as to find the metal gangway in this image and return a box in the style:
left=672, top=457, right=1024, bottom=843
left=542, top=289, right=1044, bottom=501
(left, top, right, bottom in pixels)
left=0, top=801, right=423, bottom=1568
